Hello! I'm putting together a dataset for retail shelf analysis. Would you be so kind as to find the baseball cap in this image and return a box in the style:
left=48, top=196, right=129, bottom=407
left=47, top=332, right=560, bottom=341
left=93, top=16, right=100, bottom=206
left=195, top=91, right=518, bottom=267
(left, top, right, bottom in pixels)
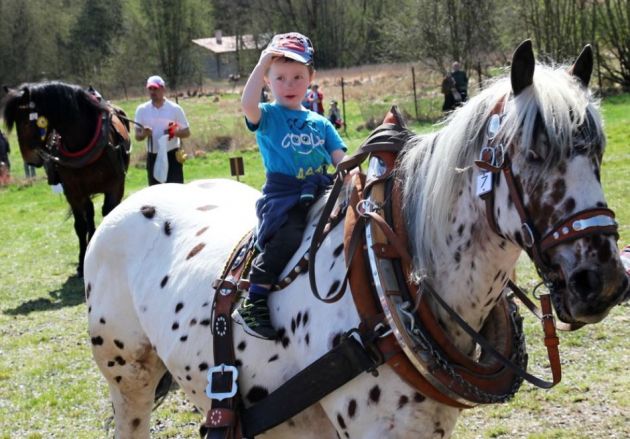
left=146, top=75, right=166, bottom=89
left=268, top=33, right=314, bottom=65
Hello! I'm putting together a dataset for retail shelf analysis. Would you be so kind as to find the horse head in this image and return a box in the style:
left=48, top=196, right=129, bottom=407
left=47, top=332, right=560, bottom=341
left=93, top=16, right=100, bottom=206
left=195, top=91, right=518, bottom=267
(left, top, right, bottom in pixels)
left=1, top=81, right=105, bottom=167
left=2, top=85, right=46, bottom=166
left=488, top=41, right=627, bottom=325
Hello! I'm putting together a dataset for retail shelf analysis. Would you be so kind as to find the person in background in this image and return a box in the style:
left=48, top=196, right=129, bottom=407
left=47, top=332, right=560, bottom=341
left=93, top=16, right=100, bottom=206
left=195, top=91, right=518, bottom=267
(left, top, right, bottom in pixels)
left=134, top=75, right=191, bottom=185
left=235, top=32, right=347, bottom=339
left=306, top=83, right=324, bottom=115
left=441, top=61, right=469, bottom=112
left=0, top=129, right=10, bottom=185
left=328, top=100, right=343, bottom=129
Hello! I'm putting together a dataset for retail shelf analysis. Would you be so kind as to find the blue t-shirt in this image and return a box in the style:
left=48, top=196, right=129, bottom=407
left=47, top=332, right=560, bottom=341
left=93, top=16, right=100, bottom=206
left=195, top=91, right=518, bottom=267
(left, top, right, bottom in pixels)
left=247, top=102, right=346, bottom=179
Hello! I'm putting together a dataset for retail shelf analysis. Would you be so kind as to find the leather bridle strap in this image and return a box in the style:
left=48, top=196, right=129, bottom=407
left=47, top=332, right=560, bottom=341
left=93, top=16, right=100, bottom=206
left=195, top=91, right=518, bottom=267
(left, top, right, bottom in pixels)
left=540, top=208, right=618, bottom=252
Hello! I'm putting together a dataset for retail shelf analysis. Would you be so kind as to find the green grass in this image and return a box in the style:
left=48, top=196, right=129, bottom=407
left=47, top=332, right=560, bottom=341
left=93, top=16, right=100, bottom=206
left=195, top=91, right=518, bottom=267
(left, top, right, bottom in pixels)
left=0, top=89, right=628, bottom=438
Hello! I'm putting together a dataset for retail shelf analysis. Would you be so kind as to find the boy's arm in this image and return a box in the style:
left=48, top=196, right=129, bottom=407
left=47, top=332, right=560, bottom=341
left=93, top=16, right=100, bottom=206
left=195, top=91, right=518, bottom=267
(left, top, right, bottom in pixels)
left=331, top=149, right=347, bottom=166
left=241, top=51, right=277, bottom=125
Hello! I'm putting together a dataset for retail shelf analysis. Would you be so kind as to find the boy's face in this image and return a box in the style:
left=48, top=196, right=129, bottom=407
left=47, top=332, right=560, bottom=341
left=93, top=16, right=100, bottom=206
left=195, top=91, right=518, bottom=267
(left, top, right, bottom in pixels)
left=266, top=59, right=312, bottom=110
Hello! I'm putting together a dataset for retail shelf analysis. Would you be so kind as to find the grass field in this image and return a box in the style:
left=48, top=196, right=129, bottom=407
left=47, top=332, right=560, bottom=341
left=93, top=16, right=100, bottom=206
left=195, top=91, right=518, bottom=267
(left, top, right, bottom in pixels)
left=0, top=70, right=628, bottom=438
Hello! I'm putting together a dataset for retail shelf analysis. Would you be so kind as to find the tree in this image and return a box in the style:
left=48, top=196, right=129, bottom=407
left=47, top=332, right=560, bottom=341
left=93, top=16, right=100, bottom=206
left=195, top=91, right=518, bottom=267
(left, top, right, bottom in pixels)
left=597, top=0, right=630, bottom=91
left=140, top=0, right=213, bottom=91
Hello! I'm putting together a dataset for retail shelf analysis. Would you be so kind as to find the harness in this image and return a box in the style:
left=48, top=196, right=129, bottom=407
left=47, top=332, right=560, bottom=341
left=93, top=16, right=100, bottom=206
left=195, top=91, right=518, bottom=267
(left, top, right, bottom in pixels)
left=20, top=95, right=131, bottom=171
left=202, top=104, right=619, bottom=437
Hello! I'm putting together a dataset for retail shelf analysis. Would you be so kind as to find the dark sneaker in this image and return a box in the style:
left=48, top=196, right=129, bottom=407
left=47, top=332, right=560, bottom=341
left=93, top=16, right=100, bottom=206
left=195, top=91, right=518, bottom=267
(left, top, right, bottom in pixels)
left=232, top=298, right=277, bottom=340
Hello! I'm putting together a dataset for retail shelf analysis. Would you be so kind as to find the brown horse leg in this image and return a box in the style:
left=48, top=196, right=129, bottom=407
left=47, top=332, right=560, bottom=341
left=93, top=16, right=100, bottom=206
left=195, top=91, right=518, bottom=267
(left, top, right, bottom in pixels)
left=72, top=199, right=94, bottom=277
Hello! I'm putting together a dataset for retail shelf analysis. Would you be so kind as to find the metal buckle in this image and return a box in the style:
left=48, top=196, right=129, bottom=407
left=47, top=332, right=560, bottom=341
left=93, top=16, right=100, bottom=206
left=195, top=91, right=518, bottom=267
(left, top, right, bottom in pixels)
left=356, top=198, right=379, bottom=217
left=205, top=364, right=239, bottom=401
left=521, top=223, right=535, bottom=248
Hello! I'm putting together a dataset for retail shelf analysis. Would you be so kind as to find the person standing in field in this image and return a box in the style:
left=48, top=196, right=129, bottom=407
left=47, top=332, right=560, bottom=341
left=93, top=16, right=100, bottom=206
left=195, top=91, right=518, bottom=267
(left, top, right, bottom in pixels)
left=134, top=75, right=191, bottom=185
left=234, top=32, right=347, bottom=339
left=306, top=83, right=324, bottom=115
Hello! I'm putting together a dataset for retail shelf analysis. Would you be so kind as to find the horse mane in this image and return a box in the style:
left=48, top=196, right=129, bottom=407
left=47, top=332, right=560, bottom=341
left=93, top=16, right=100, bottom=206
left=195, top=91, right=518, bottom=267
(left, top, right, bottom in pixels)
left=398, top=63, right=604, bottom=278
left=2, top=81, right=106, bottom=131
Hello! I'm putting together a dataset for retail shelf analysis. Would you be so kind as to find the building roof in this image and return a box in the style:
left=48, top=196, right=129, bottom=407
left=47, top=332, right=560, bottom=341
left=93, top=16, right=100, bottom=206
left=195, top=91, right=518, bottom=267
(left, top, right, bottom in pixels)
left=192, top=34, right=260, bottom=54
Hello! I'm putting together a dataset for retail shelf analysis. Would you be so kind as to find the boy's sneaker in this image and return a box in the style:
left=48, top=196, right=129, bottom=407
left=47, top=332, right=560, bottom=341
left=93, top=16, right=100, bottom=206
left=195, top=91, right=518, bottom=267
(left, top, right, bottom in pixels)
left=232, top=298, right=277, bottom=340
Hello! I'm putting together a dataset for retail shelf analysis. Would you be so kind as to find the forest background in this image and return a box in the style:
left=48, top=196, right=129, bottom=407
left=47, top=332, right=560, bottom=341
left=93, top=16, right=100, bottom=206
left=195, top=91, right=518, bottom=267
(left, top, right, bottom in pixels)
left=0, top=0, right=629, bottom=100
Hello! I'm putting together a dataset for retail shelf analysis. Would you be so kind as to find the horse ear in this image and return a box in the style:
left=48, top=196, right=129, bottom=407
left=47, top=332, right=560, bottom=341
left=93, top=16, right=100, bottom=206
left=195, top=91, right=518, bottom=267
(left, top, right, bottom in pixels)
left=570, top=45, right=593, bottom=87
left=383, top=105, right=407, bottom=128
left=511, top=40, right=535, bottom=96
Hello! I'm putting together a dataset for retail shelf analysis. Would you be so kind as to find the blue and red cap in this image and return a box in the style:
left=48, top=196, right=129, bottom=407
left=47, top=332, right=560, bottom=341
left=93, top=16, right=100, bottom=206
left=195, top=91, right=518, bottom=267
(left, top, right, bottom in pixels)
left=268, top=32, right=314, bottom=66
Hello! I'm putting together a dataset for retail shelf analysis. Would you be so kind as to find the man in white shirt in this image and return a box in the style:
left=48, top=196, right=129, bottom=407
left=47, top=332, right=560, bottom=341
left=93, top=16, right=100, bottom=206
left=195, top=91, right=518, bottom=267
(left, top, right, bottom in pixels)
left=135, top=75, right=191, bottom=185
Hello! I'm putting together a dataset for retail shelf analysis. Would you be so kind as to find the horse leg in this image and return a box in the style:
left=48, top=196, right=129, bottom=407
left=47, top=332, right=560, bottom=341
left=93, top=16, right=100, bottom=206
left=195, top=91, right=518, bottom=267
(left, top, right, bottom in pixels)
left=71, top=205, right=88, bottom=277
left=102, top=183, right=124, bottom=218
left=86, top=256, right=166, bottom=438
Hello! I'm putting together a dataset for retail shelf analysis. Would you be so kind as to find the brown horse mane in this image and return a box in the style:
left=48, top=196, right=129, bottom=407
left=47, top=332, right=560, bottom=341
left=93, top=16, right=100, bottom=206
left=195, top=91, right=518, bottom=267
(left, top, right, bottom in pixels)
left=2, top=81, right=106, bottom=132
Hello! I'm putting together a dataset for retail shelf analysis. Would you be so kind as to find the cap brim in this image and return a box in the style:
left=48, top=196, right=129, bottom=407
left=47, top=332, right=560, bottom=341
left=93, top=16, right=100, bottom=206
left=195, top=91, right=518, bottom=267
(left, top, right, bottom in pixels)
left=147, top=84, right=163, bottom=89
left=276, top=49, right=311, bottom=65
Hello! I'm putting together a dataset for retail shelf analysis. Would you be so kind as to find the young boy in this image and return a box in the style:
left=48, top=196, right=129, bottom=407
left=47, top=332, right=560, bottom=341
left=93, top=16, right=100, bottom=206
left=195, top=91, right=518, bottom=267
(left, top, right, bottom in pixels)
left=234, top=32, right=347, bottom=339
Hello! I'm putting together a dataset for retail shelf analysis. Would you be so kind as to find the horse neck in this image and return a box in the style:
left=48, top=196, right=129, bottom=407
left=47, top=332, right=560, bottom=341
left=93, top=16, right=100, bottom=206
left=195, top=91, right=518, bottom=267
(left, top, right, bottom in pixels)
left=50, top=101, right=99, bottom=151
left=427, top=183, right=521, bottom=353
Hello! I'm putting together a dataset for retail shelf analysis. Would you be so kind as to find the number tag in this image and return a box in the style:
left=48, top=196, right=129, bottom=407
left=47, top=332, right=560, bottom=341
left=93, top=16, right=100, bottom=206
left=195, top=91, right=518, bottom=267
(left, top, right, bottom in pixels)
left=476, top=171, right=493, bottom=197
left=29, top=112, right=38, bottom=121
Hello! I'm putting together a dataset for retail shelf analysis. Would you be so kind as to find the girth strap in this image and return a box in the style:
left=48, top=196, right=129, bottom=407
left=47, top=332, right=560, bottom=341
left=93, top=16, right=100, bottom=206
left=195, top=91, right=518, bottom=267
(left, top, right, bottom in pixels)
left=240, top=335, right=381, bottom=438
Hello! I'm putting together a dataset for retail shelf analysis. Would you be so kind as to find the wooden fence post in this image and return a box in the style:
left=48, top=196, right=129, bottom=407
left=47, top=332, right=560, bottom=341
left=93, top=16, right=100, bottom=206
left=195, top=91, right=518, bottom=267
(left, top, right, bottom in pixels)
left=341, top=77, right=347, bottom=136
left=411, top=66, right=419, bottom=121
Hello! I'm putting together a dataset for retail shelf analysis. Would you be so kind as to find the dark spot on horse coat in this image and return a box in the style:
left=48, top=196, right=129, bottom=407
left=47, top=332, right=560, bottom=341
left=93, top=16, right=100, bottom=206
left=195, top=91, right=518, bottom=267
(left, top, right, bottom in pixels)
left=296, top=312, right=302, bottom=327
left=333, top=243, right=344, bottom=257
left=131, top=418, right=141, bottom=430
left=276, top=328, right=290, bottom=348
left=398, top=395, right=409, bottom=409
left=180, top=335, right=188, bottom=342
left=413, top=392, right=426, bottom=403
left=140, top=205, right=156, bottom=219
left=303, top=311, right=309, bottom=326
left=337, top=413, right=347, bottom=429
left=200, top=319, right=211, bottom=326
left=175, top=302, right=184, bottom=313
left=185, top=365, right=190, bottom=371
left=597, top=242, right=612, bottom=263
left=190, top=318, right=197, bottom=326
left=196, top=226, right=209, bottom=236
left=369, top=385, right=381, bottom=404
left=454, top=251, right=460, bottom=263
left=268, top=354, right=279, bottom=362
left=563, top=197, right=576, bottom=213
left=247, top=386, right=269, bottom=403
left=291, top=318, right=296, bottom=334
left=457, top=224, right=464, bottom=236
left=196, top=205, right=216, bottom=212
left=327, top=280, right=341, bottom=298
left=99, top=317, right=106, bottom=324
left=86, top=283, right=91, bottom=298
left=107, top=361, right=115, bottom=367
left=186, top=243, right=206, bottom=260
left=115, top=376, right=122, bottom=383
left=237, top=341, right=246, bottom=351
left=115, top=356, right=125, bottom=366
left=199, top=362, right=208, bottom=371
left=235, top=359, right=243, bottom=368
left=305, top=333, right=310, bottom=345
left=160, top=275, right=169, bottom=288
left=551, top=179, right=566, bottom=203
left=348, top=399, right=357, bottom=418
left=91, top=336, right=103, bottom=346
left=172, top=322, right=179, bottom=330
left=186, top=375, right=192, bottom=381
left=164, top=221, right=172, bottom=236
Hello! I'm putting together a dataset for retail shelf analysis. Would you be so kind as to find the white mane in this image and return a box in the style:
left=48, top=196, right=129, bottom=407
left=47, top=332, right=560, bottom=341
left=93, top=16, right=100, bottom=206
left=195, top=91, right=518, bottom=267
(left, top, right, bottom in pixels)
left=398, top=63, right=604, bottom=277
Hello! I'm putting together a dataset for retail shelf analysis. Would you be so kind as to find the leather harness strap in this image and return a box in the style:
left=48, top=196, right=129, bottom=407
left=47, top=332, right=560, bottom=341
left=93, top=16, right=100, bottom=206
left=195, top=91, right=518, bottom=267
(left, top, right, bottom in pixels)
left=239, top=334, right=381, bottom=438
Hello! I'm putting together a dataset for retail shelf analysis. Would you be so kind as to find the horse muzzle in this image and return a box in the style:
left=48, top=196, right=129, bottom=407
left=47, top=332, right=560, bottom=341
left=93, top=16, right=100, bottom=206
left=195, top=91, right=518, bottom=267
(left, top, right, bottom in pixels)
left=549, top=243, right=628, bottom=324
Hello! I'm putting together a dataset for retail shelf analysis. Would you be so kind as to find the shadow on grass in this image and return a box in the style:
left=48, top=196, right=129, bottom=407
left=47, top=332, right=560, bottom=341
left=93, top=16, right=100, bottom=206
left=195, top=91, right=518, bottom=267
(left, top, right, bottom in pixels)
left=3, top=275, right=85, bottom=315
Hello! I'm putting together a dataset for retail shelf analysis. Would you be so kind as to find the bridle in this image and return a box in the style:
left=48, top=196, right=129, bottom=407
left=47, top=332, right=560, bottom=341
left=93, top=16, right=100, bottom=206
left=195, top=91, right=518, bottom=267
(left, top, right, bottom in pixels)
left=474, top=96, right=619, bottom=300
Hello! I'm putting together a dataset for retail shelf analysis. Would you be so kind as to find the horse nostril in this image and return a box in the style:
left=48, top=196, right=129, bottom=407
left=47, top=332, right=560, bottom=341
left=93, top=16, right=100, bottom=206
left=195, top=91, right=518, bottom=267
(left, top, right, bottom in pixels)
left=569, top=269, right=603, bottom=300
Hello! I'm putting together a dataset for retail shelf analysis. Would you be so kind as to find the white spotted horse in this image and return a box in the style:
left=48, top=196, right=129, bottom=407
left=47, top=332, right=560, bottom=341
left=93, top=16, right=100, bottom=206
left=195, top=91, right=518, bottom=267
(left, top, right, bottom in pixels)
left=84, top=41, right=627, bottom=438
left=1, top=81, right=131, bottom=276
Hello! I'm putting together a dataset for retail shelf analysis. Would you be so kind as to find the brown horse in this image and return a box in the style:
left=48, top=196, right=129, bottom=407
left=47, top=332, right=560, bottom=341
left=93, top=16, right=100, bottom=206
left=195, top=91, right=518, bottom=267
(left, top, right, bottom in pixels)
left=1, top=81, right=131, bottom=276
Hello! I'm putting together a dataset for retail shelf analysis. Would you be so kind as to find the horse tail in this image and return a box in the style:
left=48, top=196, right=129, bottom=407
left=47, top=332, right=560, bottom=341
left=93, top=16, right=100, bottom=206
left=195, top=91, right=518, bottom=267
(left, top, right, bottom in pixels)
left=0, top=88, right=22, bottom=132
